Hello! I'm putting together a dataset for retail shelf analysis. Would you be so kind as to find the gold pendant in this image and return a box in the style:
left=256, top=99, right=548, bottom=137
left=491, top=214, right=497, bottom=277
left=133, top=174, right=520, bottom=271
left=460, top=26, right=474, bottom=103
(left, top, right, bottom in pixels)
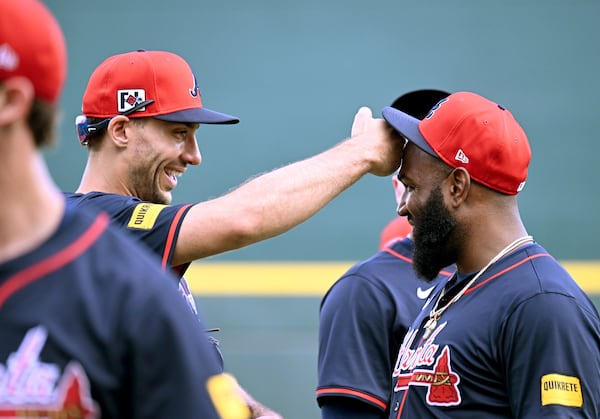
left=422, top=317, right=437, bottom=339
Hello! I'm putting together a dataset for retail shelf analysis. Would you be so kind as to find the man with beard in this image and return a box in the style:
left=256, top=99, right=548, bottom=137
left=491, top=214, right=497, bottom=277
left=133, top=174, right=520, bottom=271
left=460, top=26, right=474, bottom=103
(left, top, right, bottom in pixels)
left=316, top=89, right=455, bottom=419
left=381, top=91, right=600, bottom=418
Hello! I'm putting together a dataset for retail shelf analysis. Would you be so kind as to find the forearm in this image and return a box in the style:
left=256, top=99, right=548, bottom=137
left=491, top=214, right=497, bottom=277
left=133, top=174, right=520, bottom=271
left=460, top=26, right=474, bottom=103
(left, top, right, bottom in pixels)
left=230, top=136, right=378, bottom=232
left=174, top=108, right=402, bottom=263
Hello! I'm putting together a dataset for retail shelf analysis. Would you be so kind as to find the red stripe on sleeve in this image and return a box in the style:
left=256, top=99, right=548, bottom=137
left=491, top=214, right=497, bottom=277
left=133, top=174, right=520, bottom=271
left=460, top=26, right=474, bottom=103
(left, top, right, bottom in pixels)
left=316, top=387, right=388, bottom=410
left=161, top=204, right=192, bottom=270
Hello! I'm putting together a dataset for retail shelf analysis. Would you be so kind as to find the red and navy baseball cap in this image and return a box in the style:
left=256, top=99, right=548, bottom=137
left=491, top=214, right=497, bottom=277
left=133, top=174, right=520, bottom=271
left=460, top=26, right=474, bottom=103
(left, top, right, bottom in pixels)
left=0, top=0, right=67, bottom=105
left=382, top=92, right=531, bottom=195
left=80, top=50, right=239, bottom=125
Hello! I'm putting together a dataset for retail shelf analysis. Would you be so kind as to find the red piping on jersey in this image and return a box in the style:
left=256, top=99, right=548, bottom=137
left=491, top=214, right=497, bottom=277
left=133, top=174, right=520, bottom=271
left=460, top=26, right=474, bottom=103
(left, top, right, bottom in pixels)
left=396, top=390, right=409, bottom=419
left=384, top=247, right=454, bottom=277
left=161, top=204, right=192, bottom=270
left=0, top=212, right=110, bottom=310
left=465, top=252, right=551, bottom=295
left=316, top=387, right=387, bottom=410
left=383, top=247, right=414, bottom=264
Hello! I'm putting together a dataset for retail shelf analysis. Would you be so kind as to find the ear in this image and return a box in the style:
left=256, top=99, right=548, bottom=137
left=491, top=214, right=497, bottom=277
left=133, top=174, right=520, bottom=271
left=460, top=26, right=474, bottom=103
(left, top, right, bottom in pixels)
left=446, top=167, right=471, bottom=207
left=0, top=77, right=35, bottom=126
left=106, top=115, right=133, bottom=148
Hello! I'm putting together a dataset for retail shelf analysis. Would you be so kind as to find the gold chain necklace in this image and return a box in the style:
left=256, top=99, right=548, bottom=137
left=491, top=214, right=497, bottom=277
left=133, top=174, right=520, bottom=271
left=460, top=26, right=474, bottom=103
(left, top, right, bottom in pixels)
left=421, top=235, right=534, bottom=339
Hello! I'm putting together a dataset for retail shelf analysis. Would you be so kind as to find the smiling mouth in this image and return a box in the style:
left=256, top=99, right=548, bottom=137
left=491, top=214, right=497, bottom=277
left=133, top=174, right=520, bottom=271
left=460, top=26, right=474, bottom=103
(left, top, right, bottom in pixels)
left=164, top=168, right=183, bottom=188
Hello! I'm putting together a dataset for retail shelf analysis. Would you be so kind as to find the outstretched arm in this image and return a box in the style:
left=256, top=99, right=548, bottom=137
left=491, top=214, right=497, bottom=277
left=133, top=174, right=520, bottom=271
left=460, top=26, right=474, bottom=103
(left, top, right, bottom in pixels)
left=173, top=107, right=403, bottom=265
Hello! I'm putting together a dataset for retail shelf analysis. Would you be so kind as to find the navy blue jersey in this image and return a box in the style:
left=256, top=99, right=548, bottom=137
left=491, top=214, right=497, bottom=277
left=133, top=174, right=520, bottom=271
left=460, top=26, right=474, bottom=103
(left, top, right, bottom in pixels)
left=0, top=206, right=236, bottom=418
left=64, top=192, right=198, bottom=313
left=317, top=238, right=454, bottom=416
left=389, top=243, right=600, bottom=418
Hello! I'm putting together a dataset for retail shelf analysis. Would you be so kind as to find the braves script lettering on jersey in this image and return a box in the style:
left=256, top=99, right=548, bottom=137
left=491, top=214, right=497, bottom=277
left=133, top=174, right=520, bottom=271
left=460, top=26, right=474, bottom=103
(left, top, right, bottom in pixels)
left=0, top=207, right=227, bottom=418
left=389, top=243, right=600, bottom=418
left=317, top=238, right=453, bottom=415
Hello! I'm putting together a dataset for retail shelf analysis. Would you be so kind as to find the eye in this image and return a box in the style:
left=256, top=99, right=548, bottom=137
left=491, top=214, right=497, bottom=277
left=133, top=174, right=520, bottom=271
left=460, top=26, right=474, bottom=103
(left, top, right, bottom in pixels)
left=174, top=129, right=189, bottom=141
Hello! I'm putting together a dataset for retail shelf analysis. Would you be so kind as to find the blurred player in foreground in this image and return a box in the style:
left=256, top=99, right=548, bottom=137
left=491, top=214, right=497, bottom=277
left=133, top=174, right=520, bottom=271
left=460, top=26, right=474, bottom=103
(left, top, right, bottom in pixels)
left=383, top=91, right=600, bottom=417
left=0, top=1, right=248, bottom=418
left=66, top=49, right=403, bottom=418
left=316, top=90, right=454, bottom=419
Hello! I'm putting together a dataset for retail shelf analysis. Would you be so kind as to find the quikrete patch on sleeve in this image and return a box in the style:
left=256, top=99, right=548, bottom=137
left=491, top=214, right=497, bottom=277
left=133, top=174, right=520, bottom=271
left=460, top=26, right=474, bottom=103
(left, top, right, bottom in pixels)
left=127, top=203, right=167, bottom=229
left=541, top=374, right=583, bottom=407
left=206, top=373, right=250, bottom=419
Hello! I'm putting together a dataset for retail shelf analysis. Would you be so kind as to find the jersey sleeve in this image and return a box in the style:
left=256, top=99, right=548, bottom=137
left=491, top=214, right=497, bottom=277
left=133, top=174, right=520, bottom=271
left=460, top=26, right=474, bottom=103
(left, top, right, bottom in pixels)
left=320, top=398, right=385, bottom=419
left=114, top=202, right=193, bottom=270
left=66, top=193, right=194, bottom=271
left=501, top=292, right=600, bottom=418
left=317, top=273, right=396, bottom=413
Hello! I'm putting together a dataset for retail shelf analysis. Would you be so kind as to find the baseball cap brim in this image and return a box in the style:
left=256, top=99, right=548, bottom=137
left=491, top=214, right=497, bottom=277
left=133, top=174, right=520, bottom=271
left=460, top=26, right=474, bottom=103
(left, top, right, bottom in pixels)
left=382, top=106, right=438, bottom=158
left=154, top=107, right=239, bottom=125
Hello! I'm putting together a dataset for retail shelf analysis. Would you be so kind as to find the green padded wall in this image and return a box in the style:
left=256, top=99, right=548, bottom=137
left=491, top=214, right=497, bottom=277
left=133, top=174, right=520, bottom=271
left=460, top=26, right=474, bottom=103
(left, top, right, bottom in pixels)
left=45, top=0, right=600, bottom=262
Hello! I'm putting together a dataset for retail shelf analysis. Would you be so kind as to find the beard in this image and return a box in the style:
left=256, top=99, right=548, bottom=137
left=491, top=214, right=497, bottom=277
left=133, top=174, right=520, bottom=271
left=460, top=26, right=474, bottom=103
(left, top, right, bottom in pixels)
left=127, top=136, right=172, bottom=205
left=128, top=165, right=170, bottom=204
left=412, top=186, right=457, bottom=281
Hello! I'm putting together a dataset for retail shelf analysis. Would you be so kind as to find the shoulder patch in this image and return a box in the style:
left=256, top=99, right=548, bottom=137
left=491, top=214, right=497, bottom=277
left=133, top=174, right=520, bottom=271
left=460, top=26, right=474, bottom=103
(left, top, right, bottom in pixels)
left=206, top=373, right=250, bottom=419
left=541, top=373, right=583, bottom=407
left=127, top=203, right=167, bottom=230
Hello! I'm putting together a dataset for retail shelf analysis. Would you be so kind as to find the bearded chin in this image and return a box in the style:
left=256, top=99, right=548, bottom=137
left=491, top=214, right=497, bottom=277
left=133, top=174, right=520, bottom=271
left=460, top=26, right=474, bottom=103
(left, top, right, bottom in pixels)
left=412, top=188, right=457, bottom=281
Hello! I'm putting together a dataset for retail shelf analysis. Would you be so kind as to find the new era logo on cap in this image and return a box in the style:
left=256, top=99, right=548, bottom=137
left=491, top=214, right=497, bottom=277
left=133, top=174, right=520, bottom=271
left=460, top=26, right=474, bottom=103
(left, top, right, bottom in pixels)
left=455, top=149, right=469, bottom=164
left=0, top=44, right=18, bottom=71
left=382, top=91, right=532, bottom=195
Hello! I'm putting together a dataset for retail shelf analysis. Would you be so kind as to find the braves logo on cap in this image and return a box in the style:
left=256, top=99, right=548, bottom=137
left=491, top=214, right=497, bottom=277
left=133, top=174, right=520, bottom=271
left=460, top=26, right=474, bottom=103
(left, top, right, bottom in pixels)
left=425, top=97, right=449, bottom=120
left=189, top=74, right=199, bottom=98
left=117, top=89, right=147, bottom=113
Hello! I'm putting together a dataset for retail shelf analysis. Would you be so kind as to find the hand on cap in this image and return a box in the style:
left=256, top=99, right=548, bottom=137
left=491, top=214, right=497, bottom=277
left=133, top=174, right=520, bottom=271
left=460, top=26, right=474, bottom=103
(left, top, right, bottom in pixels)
left=350, top=106, right=404, bottom=177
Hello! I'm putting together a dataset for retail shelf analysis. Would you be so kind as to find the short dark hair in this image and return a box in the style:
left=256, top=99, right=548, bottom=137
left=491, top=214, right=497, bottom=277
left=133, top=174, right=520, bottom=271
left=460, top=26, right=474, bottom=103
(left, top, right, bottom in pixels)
left=28, top=98, right=57, bottom=148
left=82, top=116, right=148, bottom=147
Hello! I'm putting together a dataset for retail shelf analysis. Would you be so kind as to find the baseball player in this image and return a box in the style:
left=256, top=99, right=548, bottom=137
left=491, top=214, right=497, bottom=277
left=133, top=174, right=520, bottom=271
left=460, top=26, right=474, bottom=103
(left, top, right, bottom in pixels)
left=382, top=91, right=600, bottom=417
left=65, top=49, right=402, bottom=417
left=316, top=90, right=455, bottom=419
left=0, top=1, right=248, bottom=418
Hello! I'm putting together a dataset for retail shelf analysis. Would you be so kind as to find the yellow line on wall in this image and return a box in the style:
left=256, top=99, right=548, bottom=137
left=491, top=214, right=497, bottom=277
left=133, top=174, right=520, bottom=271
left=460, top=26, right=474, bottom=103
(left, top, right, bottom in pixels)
left=186, top=262, right=350, bottom=296
left=185, top=261, right=600, bottom=297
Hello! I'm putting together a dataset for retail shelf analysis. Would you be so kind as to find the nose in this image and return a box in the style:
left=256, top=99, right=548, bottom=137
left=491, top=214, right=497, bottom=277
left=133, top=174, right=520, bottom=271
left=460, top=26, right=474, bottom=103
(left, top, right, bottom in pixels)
left=396, top=189, right=409, bottom=216
left=183, top=135, right=201, bottom=166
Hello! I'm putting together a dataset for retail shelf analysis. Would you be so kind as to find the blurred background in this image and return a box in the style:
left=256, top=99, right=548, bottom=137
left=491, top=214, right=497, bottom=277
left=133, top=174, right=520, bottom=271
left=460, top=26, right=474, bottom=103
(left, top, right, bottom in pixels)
left=46, top=1, right=599, bottom=417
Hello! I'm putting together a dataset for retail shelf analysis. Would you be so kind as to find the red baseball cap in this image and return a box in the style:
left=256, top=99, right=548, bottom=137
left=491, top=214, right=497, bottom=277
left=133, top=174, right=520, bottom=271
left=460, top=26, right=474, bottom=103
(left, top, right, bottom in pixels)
left=379, top=217, right=412, bottom=250
left=81, top=50, right=239, bottom=124
left=382, top=92, right=531, bottom=195
left=0, top=0, right=67, bottom=104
